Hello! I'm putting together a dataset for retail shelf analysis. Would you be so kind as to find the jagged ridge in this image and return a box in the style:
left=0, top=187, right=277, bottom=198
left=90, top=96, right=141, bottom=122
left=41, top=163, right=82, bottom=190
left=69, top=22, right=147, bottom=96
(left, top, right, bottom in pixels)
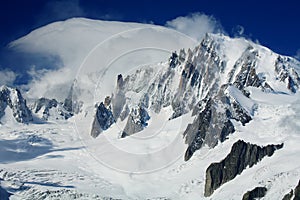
left=0, top=85, right=33, bottom=123
left=204, top=140, right=283, bottom=197
left=90, top=33, right=300, bottom=161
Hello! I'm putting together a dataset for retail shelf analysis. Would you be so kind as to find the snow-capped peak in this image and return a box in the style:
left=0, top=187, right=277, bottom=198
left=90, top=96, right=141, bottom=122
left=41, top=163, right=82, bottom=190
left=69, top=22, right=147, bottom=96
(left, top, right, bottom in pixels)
left=0, top=85, right=33, bottom=123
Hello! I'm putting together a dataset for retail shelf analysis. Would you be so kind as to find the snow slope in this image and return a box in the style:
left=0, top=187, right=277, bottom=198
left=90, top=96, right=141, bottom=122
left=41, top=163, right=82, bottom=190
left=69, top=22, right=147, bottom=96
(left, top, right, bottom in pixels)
left=1, top=90, right=299, bottom=199
left=1, top=18, right=300, bottom=199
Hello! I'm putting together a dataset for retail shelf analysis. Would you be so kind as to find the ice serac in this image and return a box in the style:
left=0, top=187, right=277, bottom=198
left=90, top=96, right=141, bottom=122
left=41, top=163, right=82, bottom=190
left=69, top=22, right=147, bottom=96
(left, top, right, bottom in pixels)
left=242, top=186, right=268, bottom=200
left=0, top=85, right=33, bottom=123
left=91, top=96, right=115, bottom=138
left=204, top=140, right=283, bottom=197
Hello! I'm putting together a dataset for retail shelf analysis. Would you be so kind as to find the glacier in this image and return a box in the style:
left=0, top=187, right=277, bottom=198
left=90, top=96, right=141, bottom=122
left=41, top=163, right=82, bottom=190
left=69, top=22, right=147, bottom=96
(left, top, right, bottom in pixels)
left=0, top=18, right=300, bottom=200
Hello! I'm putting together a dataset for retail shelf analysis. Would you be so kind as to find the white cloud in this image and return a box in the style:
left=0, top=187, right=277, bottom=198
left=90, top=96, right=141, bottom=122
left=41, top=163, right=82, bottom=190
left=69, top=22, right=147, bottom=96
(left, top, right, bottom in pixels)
left=9, top=18, right=197, bottom=101
left=0, top=69, right=17, bottom=86
left=165, top=13, right=223, bottom=41
left=26, top=66, right=72, bottom=100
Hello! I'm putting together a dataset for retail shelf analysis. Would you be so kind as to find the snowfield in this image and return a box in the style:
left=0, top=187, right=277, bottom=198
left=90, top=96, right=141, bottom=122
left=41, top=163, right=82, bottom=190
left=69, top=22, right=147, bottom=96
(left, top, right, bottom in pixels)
left=1, top=18, right=300, bottom=200
left=1, top=90, right=300, bottom=199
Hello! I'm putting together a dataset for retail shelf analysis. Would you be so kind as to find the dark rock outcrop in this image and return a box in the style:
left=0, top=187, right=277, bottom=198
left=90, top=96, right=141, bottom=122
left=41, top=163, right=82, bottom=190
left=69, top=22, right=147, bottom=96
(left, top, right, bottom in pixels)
left=90, top=34, right=299, bottom=163
left=242, top=186, right=267, bottom=200
left=63, top=79, right=83, bottom=114
left=295, top=180, right=300, bottom=200
left=275, top=56, right=300, bottom=93
left=231, top=46, right=273, bottom=94
left=283, top=190, right=294, bottom=200
left=91, top=99, right=115, bottom=138
left=169, top=52, right=179, bottom=68
left=33, top=98, right=72, bottom=120
left=0, top=85, right=33, bottom=123
left=183, top=85, right=254, bottom=161
left=183, top=97, right=236, bottom=161
left=121, top=105, right=150, bottom=138
left=204, top=140, right=283, bottom=197
left=34, top=98, right=58, bottom=112
left=289, top=180, right=300, bottom=200
left=112, top=74, right=126, bottom=119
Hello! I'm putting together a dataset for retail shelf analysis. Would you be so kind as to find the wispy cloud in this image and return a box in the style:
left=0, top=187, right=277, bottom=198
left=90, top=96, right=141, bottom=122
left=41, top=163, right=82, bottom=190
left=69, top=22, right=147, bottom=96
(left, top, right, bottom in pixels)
left=0, top=69, right=17, bottom=86
left=165, top=13, right=223, bottom=41
left=232, top=25, right=245, bottom=37
left=36, top=0, right=85, bottom=25
left=295, top=49, right=300, bottom=60
left=45, top=0, right=84, bottom=19
left=25, top=66, right=72, bottom=100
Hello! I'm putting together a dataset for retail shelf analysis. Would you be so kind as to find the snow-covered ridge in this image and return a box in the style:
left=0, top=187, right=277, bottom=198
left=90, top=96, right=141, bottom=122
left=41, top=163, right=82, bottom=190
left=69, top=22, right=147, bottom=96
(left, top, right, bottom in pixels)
left=91, top=33, right=300, bottom=161
left=1, top=18, right=300, bottom=199
left=0, top=85, right=32, bottom=123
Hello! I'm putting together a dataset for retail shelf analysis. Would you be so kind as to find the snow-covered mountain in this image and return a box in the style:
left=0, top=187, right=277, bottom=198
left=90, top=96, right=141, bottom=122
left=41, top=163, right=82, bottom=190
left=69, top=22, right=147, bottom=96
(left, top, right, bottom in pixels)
left=0, top=18, right=300, bottom=200
left=91, top=33, right=300, bottom=163
left=0, top=85, right=32, bottom=124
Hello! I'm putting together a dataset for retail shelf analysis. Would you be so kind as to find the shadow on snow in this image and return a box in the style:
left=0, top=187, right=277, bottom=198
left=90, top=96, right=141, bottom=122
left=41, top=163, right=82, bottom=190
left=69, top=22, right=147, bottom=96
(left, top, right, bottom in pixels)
left=0, top=135, right=82, bottom=163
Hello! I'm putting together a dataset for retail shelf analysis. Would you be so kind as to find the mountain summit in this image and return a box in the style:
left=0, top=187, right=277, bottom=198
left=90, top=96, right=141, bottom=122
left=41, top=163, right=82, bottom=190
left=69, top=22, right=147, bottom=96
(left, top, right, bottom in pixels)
left=91, top=33, right=300, bottom=162
left=1, top=19, right=300, bottom=200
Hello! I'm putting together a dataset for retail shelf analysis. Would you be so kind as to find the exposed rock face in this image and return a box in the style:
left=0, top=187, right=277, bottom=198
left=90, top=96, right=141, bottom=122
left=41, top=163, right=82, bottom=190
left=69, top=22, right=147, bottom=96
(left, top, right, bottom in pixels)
left=229, top=46, right=273, bottom=94
left=204, top=140, right=283, bottom=197
left=0, top=85, right=33, bottom=123
left=91, top=33, right=299, bottom=161
left=289, top=180, right=300, bottom=200
left=275, top=56, right=300, bottom=93
left=295, top=180, right=300, bottom=200
left=63, top=79, right=83, bottom=114
left=112, top=74, right=126, bottom=119
left=121, top=105, right=150, bottom=138
left=183, top=84, right=254, bottom=161
left=34, top=98, right=58, bottom=112
left=283, top=190, right=294, bottom=200
left=242, top=186, right=267, bottom=200
left=32, top=98, right=72, bottom=120
left=91, top=99, right=115, bottom=138
left=183, top=97, right=236, bottom=161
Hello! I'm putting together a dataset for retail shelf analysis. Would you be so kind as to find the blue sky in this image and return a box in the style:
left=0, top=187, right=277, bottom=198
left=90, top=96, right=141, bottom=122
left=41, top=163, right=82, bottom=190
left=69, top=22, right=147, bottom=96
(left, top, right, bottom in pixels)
left=0, top=0, right=299, bottom=85
left=1, top=0, right=299, bottom=55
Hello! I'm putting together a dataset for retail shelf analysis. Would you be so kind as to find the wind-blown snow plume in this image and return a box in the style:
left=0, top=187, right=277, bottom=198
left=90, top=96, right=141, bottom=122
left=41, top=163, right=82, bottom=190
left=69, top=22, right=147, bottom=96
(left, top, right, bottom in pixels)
left=166, top=13, right=223, bottom=41
left=0, top=69, right=17, bottom=86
